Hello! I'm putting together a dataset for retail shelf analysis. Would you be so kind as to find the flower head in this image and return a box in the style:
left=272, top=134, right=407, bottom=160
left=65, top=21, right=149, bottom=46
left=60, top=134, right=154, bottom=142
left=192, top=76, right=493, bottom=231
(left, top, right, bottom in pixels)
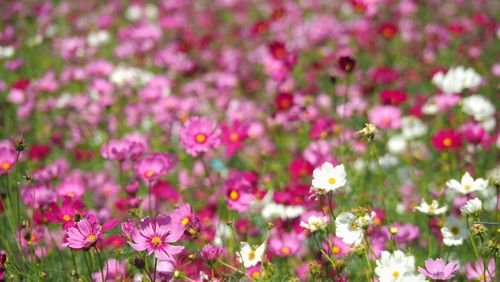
left=311, top=162, right=347, bottom=195
left=134, top=152, right=176, bottom=182
left=126, top=215, right=184, bottom=261
left=238, top=242, right=266, bottom=268
left=447, top=172, right=488, bottom=194
left=200, top=244, right=223, bottom=262
left=465, top=259, right=495, bottom=282
left=431, top=129, right=462, bottom=151
left=179, top=116, right=220, bottom=157
left=63, top=218, right=102, bottom=249
left=418, top=258, right=458, bottom=280
left=460, top=197, right=482, bottom=216
left=335, top=212, right=364, bottom=245
left=414, top=200, right=448, bottom=215
left=440, top=216, right=469, bottom=246
left=300, top=214, right=328, bottom=232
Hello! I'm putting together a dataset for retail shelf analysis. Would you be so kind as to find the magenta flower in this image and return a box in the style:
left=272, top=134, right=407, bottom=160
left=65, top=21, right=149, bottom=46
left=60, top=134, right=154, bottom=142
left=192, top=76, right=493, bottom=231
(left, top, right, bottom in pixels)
left=179, top=116, right=221, bottom=157
left=101, top=138, right=145, bottom=161
left=0, top=143, right=17, bottom=175
left=134, top=152, right=176, bottom=182
left=127, top=216, right=184, bottom=261
left=465, top=259, right=495, bottom=282
left=92, top=259, right=127, bottom=282
left=221, top=120, right=248, bottom=158
left=63, top=218, right=102, bottom=249
left=322, top=236, right=351, bottom=259
left=170, top=204, right=200, bottom=237
left=224, top=171, right=257, bottom=212
left=200, top=244, right=223, bottom=262
left=418, top=258, right=458, bottom=280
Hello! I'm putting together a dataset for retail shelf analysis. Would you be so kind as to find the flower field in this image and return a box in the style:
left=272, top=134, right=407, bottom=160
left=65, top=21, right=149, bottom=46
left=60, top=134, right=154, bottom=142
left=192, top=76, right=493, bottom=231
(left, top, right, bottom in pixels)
left=0, top=1, right=499, bottom=281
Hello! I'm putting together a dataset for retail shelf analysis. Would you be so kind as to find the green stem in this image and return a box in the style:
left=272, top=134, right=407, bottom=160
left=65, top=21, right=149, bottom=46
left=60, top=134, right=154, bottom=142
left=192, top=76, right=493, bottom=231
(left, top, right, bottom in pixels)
left=70, top=249, right=79, bottom=279
left=95, top=246, right=105, bottom=282
left=153, top=257, right=157, bottom=282
left=363, top=236, right=374, bottom=281
left=83, top=250, right=94, bottom=281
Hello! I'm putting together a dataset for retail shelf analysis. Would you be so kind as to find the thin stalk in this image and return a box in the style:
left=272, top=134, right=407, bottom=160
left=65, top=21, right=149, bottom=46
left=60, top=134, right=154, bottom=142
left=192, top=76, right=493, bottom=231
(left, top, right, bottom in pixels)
left=70, top=249, right=79, bottom=279
left=363, top=236, right=374, bottom=281
left=153, top=257, right=157, bottom=282
left=95, top=246, right=105, bottom=282
left=83, top=250, right=94, bottom=281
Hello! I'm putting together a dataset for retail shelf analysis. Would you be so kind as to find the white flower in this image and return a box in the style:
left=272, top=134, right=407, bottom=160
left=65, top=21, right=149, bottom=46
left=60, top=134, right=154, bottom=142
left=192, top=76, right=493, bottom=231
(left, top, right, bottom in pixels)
left=462, top=95, right=495, bottom=122
left=238, top=242, right=266, bottom=268
left=335, top=212, right=364, bottom=245
left=431, top=66, right=481, bottom=94
left=446, top=172, right=489, bottom=195
left=87, top=30, right=110, bottom=47
left=402, top=116, right=427, bottom=139
left=375, top=250, right=420, bottom=282
left=300, top=215, right=328, bottom=232
left=460, top=198, right=482, bottom=216
left=388, top=135, right=407, bottom=154
left=261, top=202, right=305, bottom=221
left=441, top=216, right=469, bottom=246
left=0, top=46, right=14, bottom=59
left=414, top=200, right=448, bottom=215
left=311, top=162, right=347, bottom=195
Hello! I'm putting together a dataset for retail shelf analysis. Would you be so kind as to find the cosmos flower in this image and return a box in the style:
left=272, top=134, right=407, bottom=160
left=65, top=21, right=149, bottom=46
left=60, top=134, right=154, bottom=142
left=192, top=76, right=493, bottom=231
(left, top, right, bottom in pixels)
left=300, top=214, right=328, bottom=232
left=417, top=258, right=458, bottom=280
left=431, top=129, right=462, bottom=151
left=134, top=152, right=176, bottom=182
left=335, top=212, right=364, bottom=245
left=179, top=116, right=221, bottom=157
left=63, top=218, right=102, bottom=249
left=170, top=204, right=200, bottom=237
left=414, top=200, right=448, bottom=215
left=127, top=215, right=184, bottom=261
left=446, top=172, right=489, bottom=194
left=440, top=216, right=469, bottom=246
left=238, top=242, right=266, bottom=268
left=432, top=66, right=481, bottom=94
left=465, top=259, right=495, bottom=282
left=221, top=120, right=248, bottom=158
left=375, top=250, right=425, bottom=282
left=460, top=198, right=482, bottom=216
left=224, top=171, right=257, bottom=212
left=322, top=236, right=351, bottom=259
left=368, top=105, right=402, bottom=130
left=311, top=162, right=347, bottom=195
left=268, top=231, right=302, bottom=257
left=200, top=244, right=223, bottom=262
left=0, top=145, right=17, bottom=175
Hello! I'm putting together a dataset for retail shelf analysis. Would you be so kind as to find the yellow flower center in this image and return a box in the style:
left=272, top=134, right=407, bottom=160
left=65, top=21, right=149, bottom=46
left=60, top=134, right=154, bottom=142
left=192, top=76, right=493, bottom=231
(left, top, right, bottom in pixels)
left=1, top=162, right=10, bottom=170
left=229, top=133, right=239, bottom=142
left=390, top=227, right=398, bottom=235
left=229, top=190, right=239, bottom=200
left=328, top=177, right=336, bottom=185
left=151, top=236, right=161, bottom=245
left=443, top=137, right=452, bottom=147
left=181, top=217, right=190, bottom=226
left=188, top=228, right=197, bottom=235
left=67, top=193, right=75, bottom=198
left=248, top=250, right=255, bottom=260
left=451, top=226, right=459, bottom=235
left=251, top=271, right=261, bottom=279
left=87, top=235, right=96, bottom=242
left=195, top=133, right=207, bottom=143
left=280, top=247, right=290, bottom=255
left=464, top=184, right=471, bottom=191
left=392, top=271, right=400, bottom=278
left=428, top=205, right=436, bottom=212
left=63, top=215, right=71, bottom=222
left=145, top=171, right=154, bottom=178
left=332, top=246, right=341, bottom=254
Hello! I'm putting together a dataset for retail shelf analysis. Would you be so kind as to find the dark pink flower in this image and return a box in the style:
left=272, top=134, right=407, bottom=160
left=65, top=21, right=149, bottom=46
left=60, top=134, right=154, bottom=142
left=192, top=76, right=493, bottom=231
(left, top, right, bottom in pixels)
left=63, top=218, right=102, bottom=249
left=221, top=120, right=248, bottom=158
left=200, top=244, right=223, bottom=262
left=179, top=117, right=221, bottom=157
left=431, top=129, right=462, bottom=151
left=127, top=216, right=184, bottom=261
left=170, top=204, right=200, bottom=237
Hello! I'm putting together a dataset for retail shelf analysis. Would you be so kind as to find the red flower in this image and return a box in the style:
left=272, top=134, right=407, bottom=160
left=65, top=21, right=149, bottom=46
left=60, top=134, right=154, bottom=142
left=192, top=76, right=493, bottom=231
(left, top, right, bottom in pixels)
left=252, top=21, right=269, bottom=35
left=269, top=41, right=288, bottom=61
left=271, top=8, right=285, bottom=21
left=379, top=89, right=407, bottom=106
left=28, top=144, right=51, bottom=161
left=432, top=129, right=462, bottom=151
left=288, top=157, right=313, bottom=180
left=379, top=22, right=398, bottom=39
left=12, top=79, right=30, bottom=90
left=275, top=92, right=294, bottom=112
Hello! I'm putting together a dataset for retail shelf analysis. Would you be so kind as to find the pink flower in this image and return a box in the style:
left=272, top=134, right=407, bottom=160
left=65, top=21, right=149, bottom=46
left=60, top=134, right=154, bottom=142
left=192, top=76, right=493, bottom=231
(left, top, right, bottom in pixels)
left=224, top=171, right=257, bottom=212
left=127, top=216, right=184, bottom=261
left=368, top=105, right=402, bottom=129
left=179, top=116, right=221, bottom=157
left=92, top=259, right=127, bottom=281
left=0, top=142, right=16, bottom=175
left=268, top=231, right=302, bottom=257
left=134, top=152, right=176, bottom=182
left=386, top=223, right=420, bottom=245
left=47, top=198, right=85, bottom=230
left=63, top=218, right=102, bottom=249
left=465, top=259, right=495, bottom=282
left=101, top=138, right=145, bottom=161
left=200, top=244, right=223, bottom=262
left=170, top=204, right=200, bottom=237
left=418, top=258, right=458, bottom=280
left=221, top=120, right=248, bottom=158
left=322, top=236, right=351, bottom=259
